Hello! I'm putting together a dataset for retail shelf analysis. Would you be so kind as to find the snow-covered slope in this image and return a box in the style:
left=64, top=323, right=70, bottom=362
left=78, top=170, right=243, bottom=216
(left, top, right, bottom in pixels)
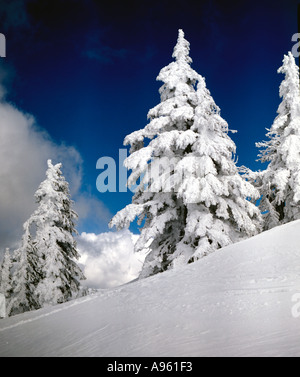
left=1, top=220, right=300, bottom=357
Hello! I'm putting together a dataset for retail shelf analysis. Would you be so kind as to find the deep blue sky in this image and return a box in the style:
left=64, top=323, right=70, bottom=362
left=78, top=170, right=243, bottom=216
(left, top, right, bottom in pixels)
left=1, top=0, right=299, bottom=235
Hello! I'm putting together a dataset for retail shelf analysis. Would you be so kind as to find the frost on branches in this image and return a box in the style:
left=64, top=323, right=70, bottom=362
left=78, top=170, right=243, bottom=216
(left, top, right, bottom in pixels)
left=9, top=160, right=85, bottom=315
left=255, top=52, right=300, bottom=230
left=34, top=160, right=86, bottom=306
left=8, top=222, right=41, bottom=316
left=0, top=249, right=12, bottom=300
left=110, top=30, right=262, bottom=278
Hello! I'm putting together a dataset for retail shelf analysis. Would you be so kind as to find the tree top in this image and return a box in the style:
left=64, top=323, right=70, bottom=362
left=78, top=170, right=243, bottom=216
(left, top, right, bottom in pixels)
left=172, top=29, right=192, bottom=65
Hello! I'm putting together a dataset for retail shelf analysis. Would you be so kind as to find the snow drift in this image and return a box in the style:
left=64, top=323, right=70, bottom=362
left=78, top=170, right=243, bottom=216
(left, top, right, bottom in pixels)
left=1, top=220, right=300, bottom=357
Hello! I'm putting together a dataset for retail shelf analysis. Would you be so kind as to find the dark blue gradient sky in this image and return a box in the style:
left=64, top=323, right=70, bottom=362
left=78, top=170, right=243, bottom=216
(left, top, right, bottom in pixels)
left=0, top=0, right=299, bottom=235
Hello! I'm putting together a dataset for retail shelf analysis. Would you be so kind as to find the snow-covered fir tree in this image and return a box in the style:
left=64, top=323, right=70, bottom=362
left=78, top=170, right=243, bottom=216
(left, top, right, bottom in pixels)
left=0, top=248, right=12, bottom=300
left=255, top=52, right=300, bottom=230
left=33, top=160, right=86, bottom=306
left=8, top=222, right=41, bottom=316
left=9, top=160, right=85, bottom=315
left=110, top=30, right=262, bottom=278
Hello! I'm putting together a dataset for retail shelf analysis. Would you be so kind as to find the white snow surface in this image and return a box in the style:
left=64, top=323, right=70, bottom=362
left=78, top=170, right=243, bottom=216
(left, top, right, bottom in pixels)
left=1, top=220, right=300, bottom=357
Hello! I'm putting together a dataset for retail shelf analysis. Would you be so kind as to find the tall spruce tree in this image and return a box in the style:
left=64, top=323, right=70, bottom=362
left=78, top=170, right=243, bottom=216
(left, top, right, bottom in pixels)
left=9, top=160, right=85, bottom=315
left=255, top=52, right=300, bottom=229
left=34, top=160, right=86, bottom=306
left=110, top=30, right=262, bottom=278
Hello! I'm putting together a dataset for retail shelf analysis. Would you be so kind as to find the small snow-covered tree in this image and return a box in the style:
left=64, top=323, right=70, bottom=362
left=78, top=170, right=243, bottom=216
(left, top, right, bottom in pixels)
left=256, top=52, right=300, bottom=229
left=8, top=222, right=41, bottom=316
left=33, top=160, right=86, bottom=306
left=0, top=248, right=12, bottom=299
left=110, top=30, right=261, bottom=278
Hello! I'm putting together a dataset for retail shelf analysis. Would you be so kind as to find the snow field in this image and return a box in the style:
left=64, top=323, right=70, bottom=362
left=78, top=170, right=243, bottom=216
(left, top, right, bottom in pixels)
left=1, top=220, right=300, bottom=357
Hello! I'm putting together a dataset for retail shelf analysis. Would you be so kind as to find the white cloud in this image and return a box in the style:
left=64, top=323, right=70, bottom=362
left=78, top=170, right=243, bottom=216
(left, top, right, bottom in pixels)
left=77, top=230, right=147, bottom=289
left=0, top=97, right=110, bottom=253
left=0, top=100, right=83, bottom=250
